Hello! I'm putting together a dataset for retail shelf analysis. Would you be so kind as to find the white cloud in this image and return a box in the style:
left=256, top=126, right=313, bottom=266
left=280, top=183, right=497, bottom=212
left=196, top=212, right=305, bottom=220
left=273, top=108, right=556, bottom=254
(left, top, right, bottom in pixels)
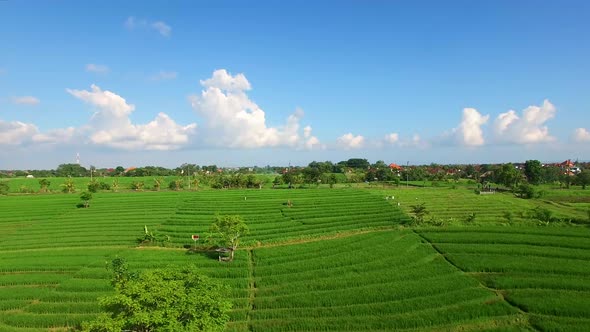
left=67, top=84, right=196, bottom=150
left=303, top=125, right=312, bottom=139
left=493, top=99, right=556, bottom=144
left=125, top=16, right=171, bottom=37
left=0, top=120, right=39, bottom=145
left=302, top=125, right=323, bottom=150
left=89, top=113, right=196, bottom=150
left=85, top=64, right=109, bottom=74
left=573, top=128, right=590, bottom=142
left=399, top=134, right=428, bottom=148
left=452, top=108, right=489, bottom=146
left=12, top=96, right=40, bottom=105
left=32, top=127, right=78, bottom=144
left=151, top=21, right=171, bottom=37
left=337, top=133, right=364, bottom=149
left=66, top=84, right=135, bottom=118
left=200, top=69, right=251, bottom=91
left=383, top=133, right=399, bottom=145
left=189, top=69, right=318, bottom=149
left=151, top=71, right=177, bottom=81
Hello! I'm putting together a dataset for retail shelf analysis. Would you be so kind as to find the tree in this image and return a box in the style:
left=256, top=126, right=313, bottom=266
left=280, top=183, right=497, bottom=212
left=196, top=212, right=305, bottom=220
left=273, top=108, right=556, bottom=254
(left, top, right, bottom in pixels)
left=61, top=178, right=76, bottom=193
left=130, top=181, right=144, bottom=191
left=515, top=183, right=535, bottom=199
left=80, top=191, right=93, bottom=208
left=209, top=215, right=249, bottom=261
left=541, top=165, right=562, bottom=184
left=56, top=163, right=88, bottom=177
left=302, top=167, right=321, bottom=185
left=87, top=181, right=100, bottom=193
left=575, top=171, right=590, bottom=189
left=153, top=177, right=164, bottom=191
left=190, top=177, right=200, bottom=190
left=327, top=174, right=337, bottom=188
left=38, top=179, right=51, bottom=193
left=169, top=179, right=183, bottom=191
left=345, top=158, right=370, bottom=169
left=524, top=160, right=543, bottom=185
left=410, top=203, right=429, bottom=224
left=115, top=166, right=125, bottom=175
left=496, top=163, right=521, bottom=189
left=111, top=178, right=120, bottom=192
left=81, top=259, right=231, bottom=332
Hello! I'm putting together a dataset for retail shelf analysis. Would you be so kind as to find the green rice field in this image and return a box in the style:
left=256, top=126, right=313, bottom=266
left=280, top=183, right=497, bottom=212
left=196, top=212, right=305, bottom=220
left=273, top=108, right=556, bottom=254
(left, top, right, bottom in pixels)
left=0, top=187, right=589, bottom=331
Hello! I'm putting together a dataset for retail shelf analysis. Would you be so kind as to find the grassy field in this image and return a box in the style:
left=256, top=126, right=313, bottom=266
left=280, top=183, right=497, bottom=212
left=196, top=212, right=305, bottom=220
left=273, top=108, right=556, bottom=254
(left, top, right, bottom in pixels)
left=0, top=186, right=589, bottom=331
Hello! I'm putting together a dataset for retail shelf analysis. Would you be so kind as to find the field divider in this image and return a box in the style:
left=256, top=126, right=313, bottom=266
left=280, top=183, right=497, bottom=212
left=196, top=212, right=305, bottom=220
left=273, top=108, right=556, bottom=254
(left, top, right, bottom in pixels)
left=243, top=227, right=398, bottom=250
left=246, top=249, right=256, bottom=332
left=412, top=230, right=541, bottom=332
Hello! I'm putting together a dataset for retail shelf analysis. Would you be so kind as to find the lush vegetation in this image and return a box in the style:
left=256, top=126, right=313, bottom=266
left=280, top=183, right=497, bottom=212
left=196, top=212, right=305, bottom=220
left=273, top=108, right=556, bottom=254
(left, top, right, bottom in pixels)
left=0, top=184, right=589, bottom=331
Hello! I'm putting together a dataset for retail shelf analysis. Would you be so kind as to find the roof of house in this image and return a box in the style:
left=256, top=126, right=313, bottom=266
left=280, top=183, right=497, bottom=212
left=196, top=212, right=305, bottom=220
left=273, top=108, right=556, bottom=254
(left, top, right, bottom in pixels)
left=389, top=163, right=402, bottom=169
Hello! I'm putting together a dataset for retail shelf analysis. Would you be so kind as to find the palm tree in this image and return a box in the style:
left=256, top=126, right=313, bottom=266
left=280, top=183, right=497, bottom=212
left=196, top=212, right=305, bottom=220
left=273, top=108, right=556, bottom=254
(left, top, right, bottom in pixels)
left=154, top=177, right=164, bottom=191
left=61, top=178, right=76, bottom=193
left=112, top=178, right=120, bottom=192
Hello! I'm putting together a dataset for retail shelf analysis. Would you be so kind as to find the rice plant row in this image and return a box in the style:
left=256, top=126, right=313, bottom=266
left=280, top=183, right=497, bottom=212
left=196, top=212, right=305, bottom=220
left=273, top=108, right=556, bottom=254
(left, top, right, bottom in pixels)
left=417, top=227, right=590, bottom=331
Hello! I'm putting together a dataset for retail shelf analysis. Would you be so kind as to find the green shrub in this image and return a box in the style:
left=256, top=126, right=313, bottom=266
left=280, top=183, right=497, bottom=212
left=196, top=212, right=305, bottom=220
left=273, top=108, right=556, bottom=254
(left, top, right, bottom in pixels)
left=0, top=182, right=8, bottom=195
left=515, top=184, right=535, bottom=199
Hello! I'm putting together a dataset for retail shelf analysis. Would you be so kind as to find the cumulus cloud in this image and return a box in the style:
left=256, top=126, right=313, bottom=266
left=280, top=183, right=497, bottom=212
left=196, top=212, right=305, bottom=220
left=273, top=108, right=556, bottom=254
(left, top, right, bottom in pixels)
left=189, top=69, right=321, bottom=149
left=0, top=120, right=39, bottom=145
left=67, top=84, right=135, bottom=118
left=493, top=99, right=556, bottom=144
left=12, top=96, right=40, bottom=105
left=573, top=128, right=590, bottom=142
left=337, top=133, right=364, bottom=149
left=302, top=125, right=323, bottom=150
left=383, top=133, right=399, bottom=145
left=67, top=84, right=196, bottom=150
left=85, top=64, right=109, bottom=74
left=451, top=108, right=489, bottom=146
left=125, top=16, right=172, bottom=37
left=151, top=71, right=177, bottom=81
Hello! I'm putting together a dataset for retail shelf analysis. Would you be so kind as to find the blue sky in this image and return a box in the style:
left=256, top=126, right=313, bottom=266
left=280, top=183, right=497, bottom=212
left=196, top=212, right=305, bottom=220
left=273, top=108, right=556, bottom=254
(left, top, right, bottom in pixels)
left=1, top=1, right=589, bottom=169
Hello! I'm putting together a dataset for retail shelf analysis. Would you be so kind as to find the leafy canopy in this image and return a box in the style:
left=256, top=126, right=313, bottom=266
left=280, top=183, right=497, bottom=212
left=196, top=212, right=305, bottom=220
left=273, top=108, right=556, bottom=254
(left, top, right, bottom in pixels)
left=209, top=215, right=249, bottom=250
left=81, top=258, right=231, bottom=332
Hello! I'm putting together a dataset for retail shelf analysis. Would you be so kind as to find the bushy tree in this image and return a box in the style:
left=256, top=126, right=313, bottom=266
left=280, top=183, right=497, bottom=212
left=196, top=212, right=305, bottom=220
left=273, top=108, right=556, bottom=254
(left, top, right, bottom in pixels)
left=576, top=171, right=590, bottom=189
left=169, top=179, right=183, bottom=190
left=87, top=181, right=100, bottom=193
left=209, top=215, right=249, bottom=261
left=515, top=183, right=535, bottom=199
left=524, top=160, right=543, bottom=185
left=56, top=163, right=88, bottom=177
left=79, top=191, right=92, bottom=208
left=410, top=203, right=429, bottom=224
left=81, top=259, right=231, bottom=332
left=496, top=163, right=521, bottom=189
left=38, top=179, right=51, bottom=193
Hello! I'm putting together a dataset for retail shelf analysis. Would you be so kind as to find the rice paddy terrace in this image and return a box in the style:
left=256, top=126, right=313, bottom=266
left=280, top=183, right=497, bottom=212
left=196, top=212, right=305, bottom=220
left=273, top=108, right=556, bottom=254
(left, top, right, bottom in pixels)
left=0, top=188, right=589, bottom=331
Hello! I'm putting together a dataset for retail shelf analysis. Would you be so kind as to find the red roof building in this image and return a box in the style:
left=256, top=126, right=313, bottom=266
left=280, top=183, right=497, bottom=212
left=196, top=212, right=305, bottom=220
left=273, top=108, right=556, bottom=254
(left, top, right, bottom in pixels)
left=389, top=163, right=402, bottom=170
